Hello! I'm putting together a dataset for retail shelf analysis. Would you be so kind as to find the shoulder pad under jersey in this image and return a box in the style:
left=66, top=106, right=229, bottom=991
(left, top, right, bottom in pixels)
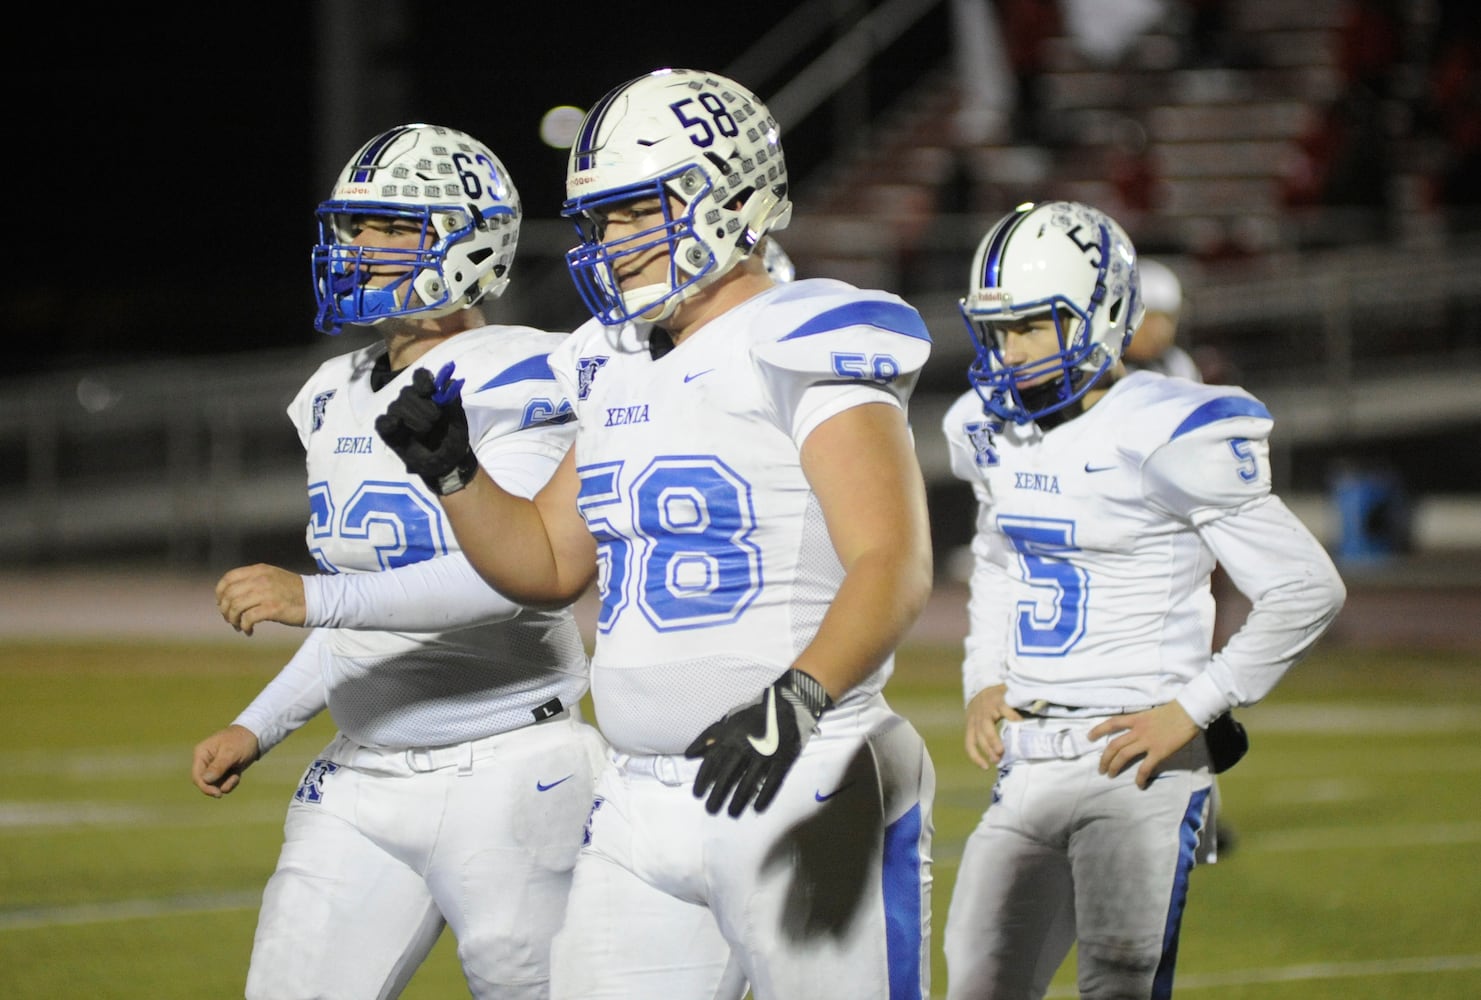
left=452, top=327, right=574, bottom=436
left=750, top=281, right=931, bottom=386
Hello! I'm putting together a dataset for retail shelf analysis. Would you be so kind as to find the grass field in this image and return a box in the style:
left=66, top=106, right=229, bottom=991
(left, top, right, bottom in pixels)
left=3, top=637, right=1479, bottom=998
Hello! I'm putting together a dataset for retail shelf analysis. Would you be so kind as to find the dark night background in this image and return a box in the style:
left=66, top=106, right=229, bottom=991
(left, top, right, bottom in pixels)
left=15, top=3, right=919, bottom=375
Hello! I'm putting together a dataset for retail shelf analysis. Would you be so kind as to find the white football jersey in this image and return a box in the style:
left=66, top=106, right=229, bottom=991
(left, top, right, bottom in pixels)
left=287, top=325, right=588, bottom=747
left=943, top=369, right=1336, bottom=717
left=550, top=278, right=932, bottom=754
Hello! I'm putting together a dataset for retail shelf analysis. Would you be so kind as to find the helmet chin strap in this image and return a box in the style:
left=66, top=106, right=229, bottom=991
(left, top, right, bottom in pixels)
left=622, top=281, right=679, bottom=323
left=1019, top=374, right=1086, bottom=431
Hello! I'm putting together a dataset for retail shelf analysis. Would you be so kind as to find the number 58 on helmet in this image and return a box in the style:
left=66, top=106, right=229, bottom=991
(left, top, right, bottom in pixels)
left=561, top=68, right=793, bottom=326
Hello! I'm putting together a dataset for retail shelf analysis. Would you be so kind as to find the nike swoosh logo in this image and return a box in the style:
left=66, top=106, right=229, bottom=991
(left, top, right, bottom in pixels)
left=747, top=690, right=781, bottom=756
left=536, top=775, right=574, bottom=792
left=815, top=780, right=857, bottom=803
left=684, top=369, right=714, bottom=383
left=1084, top=463, right=1116, bottom=473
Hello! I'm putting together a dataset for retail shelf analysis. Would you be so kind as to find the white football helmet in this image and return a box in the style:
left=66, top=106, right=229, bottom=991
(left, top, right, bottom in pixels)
left=562, top=68, right=793, bottom=325
left=960, top=201, right=1143, bottom=424
left=312, top=124, right=521, bottom=334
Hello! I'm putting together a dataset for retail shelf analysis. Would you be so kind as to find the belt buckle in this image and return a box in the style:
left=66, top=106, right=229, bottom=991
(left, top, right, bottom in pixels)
left=1053, top=729, right=1079, bottom=760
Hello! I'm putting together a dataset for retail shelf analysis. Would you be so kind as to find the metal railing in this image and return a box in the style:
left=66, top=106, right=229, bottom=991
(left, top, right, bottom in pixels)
left=3, top=225, right=1479, bottom=568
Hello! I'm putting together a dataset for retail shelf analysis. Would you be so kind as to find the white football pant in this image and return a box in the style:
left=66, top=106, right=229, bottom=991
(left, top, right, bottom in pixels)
left=550, top=695, right=935, bottom=999
left=245, top=714, right=608, bottom=1000
left=944, top=716, right=1212, bottom=1000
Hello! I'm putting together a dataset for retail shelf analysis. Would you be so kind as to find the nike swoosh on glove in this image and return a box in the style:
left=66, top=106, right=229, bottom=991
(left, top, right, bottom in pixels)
left=375, top=361, right=479, bottom=496
left=685, top=668, right=834, bottom=818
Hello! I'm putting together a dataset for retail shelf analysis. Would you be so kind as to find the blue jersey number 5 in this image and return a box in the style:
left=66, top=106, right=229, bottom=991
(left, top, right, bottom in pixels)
left=998, top=515, right=1088, bottom=656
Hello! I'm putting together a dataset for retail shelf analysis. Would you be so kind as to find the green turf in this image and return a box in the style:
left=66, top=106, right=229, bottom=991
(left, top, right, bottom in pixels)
left=2, top=640, right=1478, bottom=998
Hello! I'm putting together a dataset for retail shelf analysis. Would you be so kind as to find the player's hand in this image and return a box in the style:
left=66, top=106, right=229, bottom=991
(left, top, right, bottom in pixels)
left=191, top=725, right=261, bottom=798
left=685, top=668, right=834, bottom=818
left=1090, top=702, right=1200, bottom=790
left=375, top=362, right=478, bottom=495
left=216, top=564, right=306, bottom=636
left=964, top=684, right=1022, bottom=770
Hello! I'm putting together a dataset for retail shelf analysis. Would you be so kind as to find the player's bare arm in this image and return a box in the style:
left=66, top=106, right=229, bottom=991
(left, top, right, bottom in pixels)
left=686, top=400, right=934, bottom=818
left=376, top=362, right=596, bottom=608
left=964, top=684, right=1022, bottom=770
left=1090, top=701, right=1201, bottom=789
left=216, top=564, right=306, bottom=636
left=437, top=448, right=597, bottom=609
left=793, top=400, right=933, bottom=699
left=190, top=724, right=261, bottom=797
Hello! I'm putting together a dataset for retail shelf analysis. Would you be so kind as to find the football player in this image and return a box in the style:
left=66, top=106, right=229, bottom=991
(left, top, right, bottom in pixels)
left=190, top=123, right=607, bottom=1000
left=939, top=201, right=1346, bottom=999
left=1123, top=257, right=1202, bottom=382
left=376, top=70, right=937, bottom=999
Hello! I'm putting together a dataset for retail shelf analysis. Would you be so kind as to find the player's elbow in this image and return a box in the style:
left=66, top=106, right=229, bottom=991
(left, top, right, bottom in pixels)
left=895, top=544, right=935, bottom=624
left=1313, top=566, right=1347, bottom=629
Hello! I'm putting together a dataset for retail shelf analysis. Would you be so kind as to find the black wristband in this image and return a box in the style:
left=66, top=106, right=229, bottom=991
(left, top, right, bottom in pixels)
left=783, top=668, right=834, bottom=719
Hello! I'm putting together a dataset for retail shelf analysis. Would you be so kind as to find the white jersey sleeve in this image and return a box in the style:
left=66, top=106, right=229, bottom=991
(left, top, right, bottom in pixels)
left=750, top=287, right=932, bottom=443
left=232, top=629, right=329, bottom=754
left=1139, top=388, right=1347, bottom=724
left=460, top=349, right=575, bottom=497
left=1180, top=496, right=1347, bottom=724
left=1140, top=395, right=1275, bottom=524
left=301, top=552, right=521, bottom=631
left=943, top=390, right=1014, bottom=702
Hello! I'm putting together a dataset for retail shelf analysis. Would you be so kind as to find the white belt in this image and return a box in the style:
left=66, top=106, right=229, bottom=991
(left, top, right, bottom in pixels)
left=611, top=751, right=702, bottom=787
left=335, top=709, right=571, bottom=776
left=1001, top=719, right=1109, bottom=762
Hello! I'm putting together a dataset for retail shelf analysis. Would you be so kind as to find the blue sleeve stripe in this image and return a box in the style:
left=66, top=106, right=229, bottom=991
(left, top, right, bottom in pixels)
left=778, top=301, right=932, bottom=344
left=476, top=355, right=558, bottom=391
left=1170, top=397, right=1271, bottom=441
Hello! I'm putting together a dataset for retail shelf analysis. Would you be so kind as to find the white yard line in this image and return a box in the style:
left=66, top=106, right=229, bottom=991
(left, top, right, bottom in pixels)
left=0, top=891, right=261, bottom=931
left=1045, top=953, right=1481, bottom=996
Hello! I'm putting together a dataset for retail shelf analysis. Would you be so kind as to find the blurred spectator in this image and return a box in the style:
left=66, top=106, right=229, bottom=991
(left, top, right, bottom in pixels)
left=1126, top=253, right=1239, bottom=386
left=952, top=0, right=1016, bottom=144
left=1106, top=116, right=1165, bottom=238
left=1060, top=0, right=1162, bottom=67
left=1336, top=0, right=1403, bottom=100
left=996, top=0, right=1063, bottom=144
left=1179, top=0, right=1260, bottom=69
left=1421, top=1, right=1481, bottom=229
left=1279, top=88, right=1393, bottom=243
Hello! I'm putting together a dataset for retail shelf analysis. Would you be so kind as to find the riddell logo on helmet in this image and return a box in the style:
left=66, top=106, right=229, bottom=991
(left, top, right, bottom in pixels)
left=971, top=289, right=1014, bottom=309
left=339, top=185, right=374, bottom=196
left=568, top=176, right=595, bottom=188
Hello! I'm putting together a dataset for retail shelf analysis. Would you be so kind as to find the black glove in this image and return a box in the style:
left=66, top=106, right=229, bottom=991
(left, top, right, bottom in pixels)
left=375, top=362, right=478, bottom=496
left=685, top=668, right=834, bottom=818
left=1206, top=710, right=1249, bottom=774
